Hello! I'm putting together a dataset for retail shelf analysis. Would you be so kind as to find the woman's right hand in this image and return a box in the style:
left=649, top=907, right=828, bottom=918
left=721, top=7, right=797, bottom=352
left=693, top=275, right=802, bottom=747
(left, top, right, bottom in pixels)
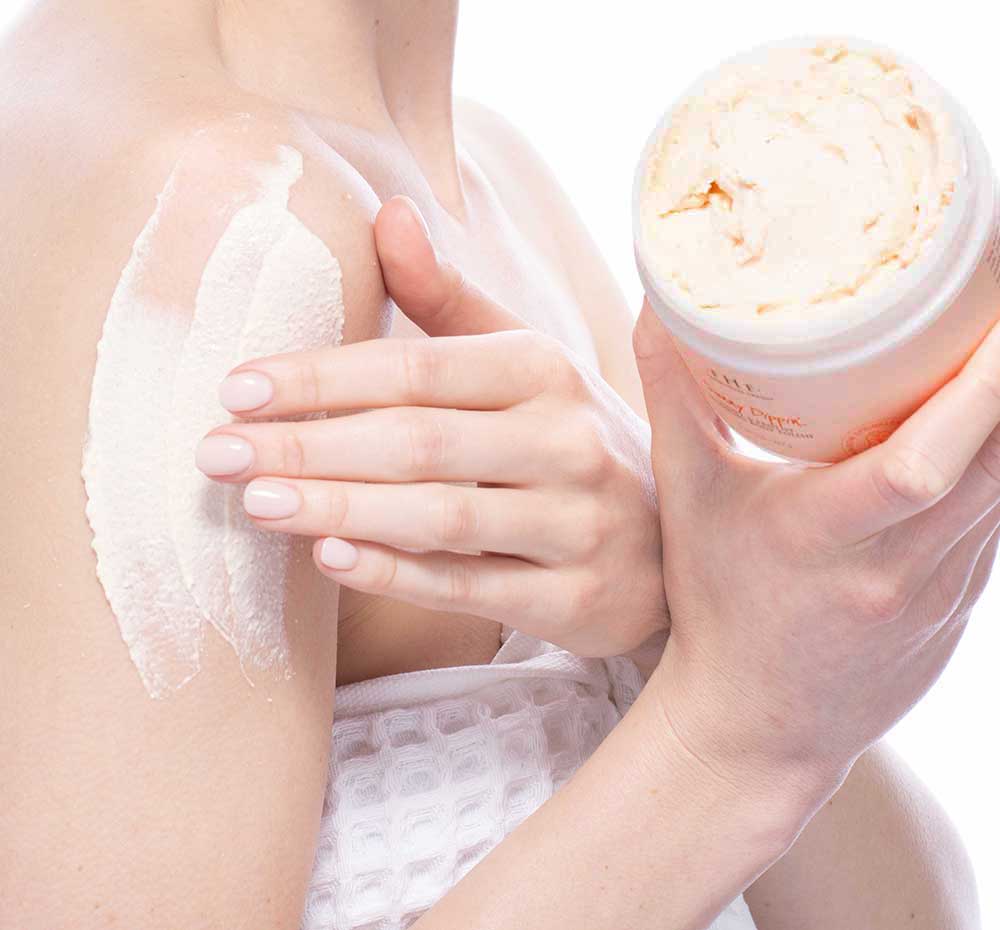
left=633, top=301, right=1000, bottom=798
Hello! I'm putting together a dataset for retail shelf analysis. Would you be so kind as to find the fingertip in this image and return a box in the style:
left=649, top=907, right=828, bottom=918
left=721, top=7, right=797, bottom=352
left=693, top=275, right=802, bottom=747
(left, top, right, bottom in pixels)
left=219, top=369, right=275, bottom=414
left=633, top=302, right=685, bottom=396
left=311, top=538, right=327, bottom=572
left=195, top=433, right=255, bottom=479
left=375, top=196, right=433, bottom=262
left=632, top=300, right=671, bottom=363
left=315, top=537, right=361, bottom=573
left=243, top=479, right=301, bottom=520
left=375, top=197, right=441, bottom=310
left=396, top=195, right=431, bottom=237
left=632, top=301, right=735, bottom=466
left=313, top=547, right=347, bottom=581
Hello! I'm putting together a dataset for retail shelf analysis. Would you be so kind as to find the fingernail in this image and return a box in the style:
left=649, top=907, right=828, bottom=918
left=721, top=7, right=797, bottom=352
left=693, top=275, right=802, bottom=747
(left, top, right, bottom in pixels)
left=244, top=480, right=300, bottom=519
left=399, top=196, right=431, bottom=238
left=195, top=435, right=255, bottom=476
left=219, top=371, right=274, bottom=413
left=319, top=537, right=360, bottom=571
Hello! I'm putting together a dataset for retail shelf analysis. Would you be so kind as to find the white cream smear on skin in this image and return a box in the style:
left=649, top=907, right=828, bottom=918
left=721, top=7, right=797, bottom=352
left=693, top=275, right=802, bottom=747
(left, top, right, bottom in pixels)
left=83, top=126, right=344, bottom=698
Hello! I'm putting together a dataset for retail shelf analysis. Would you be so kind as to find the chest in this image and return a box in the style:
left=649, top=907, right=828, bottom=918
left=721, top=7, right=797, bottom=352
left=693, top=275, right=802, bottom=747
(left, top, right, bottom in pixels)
left=425, top=207, right=595, bottom=356
left=389, top=227, right=595, bottom=354
left=307, top=122, right=598, bottom=359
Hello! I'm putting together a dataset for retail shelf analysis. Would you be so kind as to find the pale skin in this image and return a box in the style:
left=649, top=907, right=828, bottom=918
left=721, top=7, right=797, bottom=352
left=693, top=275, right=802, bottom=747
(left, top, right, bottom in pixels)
left=0, top=2, right=987, bottom=930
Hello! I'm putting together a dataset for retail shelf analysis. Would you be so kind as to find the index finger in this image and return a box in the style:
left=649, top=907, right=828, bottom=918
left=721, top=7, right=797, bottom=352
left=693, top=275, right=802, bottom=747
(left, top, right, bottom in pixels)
left=809, top=318, right=1000, bottom=543
left=219, top=330, right=549, bottom=417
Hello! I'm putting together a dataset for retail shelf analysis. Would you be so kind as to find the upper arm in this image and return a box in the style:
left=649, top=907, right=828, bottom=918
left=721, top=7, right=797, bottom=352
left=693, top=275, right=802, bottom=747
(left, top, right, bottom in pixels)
left=455, top=99, right=646, bottom=416
left=745, top=741, right=981, bottom=929
left=0, top=111, right=387, bottom=928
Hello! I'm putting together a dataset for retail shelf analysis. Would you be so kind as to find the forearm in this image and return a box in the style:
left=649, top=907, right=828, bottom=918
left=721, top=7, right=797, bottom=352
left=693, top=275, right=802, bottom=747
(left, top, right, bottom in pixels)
left=415, top=684, right=830, bottom=930
left=745, top=743, right=981, bottom=930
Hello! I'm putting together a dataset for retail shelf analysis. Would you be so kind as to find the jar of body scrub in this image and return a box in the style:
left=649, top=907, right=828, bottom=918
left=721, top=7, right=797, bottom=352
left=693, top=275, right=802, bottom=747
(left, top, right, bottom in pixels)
left=634, top=37, right=1000, bottom=464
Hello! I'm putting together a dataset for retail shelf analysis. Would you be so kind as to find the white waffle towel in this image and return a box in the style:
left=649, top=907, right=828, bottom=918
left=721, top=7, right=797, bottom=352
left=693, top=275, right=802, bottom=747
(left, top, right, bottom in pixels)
left=303, top=631, right=757, bottom=929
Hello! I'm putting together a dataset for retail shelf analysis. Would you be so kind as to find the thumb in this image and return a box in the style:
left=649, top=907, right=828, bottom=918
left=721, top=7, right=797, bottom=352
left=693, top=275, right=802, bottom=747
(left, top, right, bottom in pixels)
left=633, top=300, right=729, bottom=467
left=374, top=196, right=529, bottom=336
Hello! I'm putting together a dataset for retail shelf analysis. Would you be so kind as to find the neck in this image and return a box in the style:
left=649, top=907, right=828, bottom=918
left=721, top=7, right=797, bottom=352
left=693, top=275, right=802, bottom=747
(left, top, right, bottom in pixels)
left=217, top=0, right=463, bottom=208
left=65, top=0, right=465, bottom=211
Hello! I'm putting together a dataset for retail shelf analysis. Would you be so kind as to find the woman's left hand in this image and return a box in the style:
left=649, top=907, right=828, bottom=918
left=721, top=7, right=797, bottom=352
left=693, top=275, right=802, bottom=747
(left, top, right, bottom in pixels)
left=196, top=197, right=666, bottom=656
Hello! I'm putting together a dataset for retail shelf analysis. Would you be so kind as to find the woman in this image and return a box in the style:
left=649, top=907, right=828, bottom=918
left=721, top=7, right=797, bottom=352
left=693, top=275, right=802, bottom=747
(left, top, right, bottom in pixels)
left=0, top=1, right=990, bottom=927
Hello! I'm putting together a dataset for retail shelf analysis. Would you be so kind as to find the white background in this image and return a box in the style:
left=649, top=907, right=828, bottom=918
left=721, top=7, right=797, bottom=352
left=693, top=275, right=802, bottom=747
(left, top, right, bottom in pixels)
left=2, top=0, right=995, bottom=921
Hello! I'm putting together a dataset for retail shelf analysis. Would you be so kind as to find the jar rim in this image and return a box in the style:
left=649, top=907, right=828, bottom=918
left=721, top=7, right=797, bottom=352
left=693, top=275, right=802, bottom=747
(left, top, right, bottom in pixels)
left=633, top=36, right=994, bottom=376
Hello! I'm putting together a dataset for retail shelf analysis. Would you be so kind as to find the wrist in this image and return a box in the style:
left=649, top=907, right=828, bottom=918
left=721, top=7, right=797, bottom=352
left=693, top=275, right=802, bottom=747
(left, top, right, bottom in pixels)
left=639, top=669, right=847, bottom=856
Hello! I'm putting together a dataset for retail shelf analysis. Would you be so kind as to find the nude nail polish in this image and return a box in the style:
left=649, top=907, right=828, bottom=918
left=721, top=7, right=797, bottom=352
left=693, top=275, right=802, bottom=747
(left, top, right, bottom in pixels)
left=195, top=435, right=254, bottom=476
left=219, top=371, right=274, bottom=413
left=244, top=480, right=300, bottom=519
left=319, top=537, right=360, bottom=571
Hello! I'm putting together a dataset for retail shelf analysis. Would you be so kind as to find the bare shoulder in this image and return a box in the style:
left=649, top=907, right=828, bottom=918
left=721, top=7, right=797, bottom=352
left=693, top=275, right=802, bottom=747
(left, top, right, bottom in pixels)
left=118, top=102, right=388, bottom=333
left=0, top=11, right=389, bottom=345
left=145, top=106, right=391, bottom=343
left=454, top=97, right=550, bottom=173
left=454, top=96, right=570, bottom=223
left=0, top=87, right=387, bottom=926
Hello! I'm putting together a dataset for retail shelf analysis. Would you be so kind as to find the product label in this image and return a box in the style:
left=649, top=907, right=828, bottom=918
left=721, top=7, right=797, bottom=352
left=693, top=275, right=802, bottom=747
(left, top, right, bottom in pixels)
left=676, top=209, right=1000, bottom=464
left=700, top=374, right=816, bottom=450
left=842, top=417, right=907, bottom=457
left=704, top=368, right=774, bottom=402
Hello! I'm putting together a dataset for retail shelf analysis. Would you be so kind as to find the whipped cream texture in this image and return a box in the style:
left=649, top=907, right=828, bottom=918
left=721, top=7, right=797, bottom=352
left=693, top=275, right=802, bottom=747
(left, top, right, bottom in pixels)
left=640, top=41, right=959, bottom=318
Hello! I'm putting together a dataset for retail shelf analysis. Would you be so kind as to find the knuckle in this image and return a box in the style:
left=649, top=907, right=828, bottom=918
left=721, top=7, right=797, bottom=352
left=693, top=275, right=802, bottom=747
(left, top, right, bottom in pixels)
left=324, top=487, right=350, bottom=533
left=531, top=333, right=584, bottom=396
left=295, top=358, right=325, bottom=410
left=435, top=490, right=478, bottom=548
left=564, top=424, right=612, bottom=483
left=367, top=550, right=400, bottom=592
left=279, top=430, right=308, bottom=477
left=399, top=340, right=438, bottom=402
left=874, top=446, right=952, bottom=511
left=519, top=332, right=558, bottom=394
left=501, top=578, right=533, bottom=618
left=567, top=572, right=605, bottom=618
left=404, top=414, right=447, bottom=476
left=441, top=558, right=479, bottom=606
left=572, top=504, right=611, bottom=558
left=854, top=570, right=913, bottom=624
left=552, top=357, right=587, bottom=399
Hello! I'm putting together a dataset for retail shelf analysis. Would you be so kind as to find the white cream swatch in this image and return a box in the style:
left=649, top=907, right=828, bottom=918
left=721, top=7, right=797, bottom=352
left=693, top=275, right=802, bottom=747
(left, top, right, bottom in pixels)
left=83, top=130, right=344, bottom=698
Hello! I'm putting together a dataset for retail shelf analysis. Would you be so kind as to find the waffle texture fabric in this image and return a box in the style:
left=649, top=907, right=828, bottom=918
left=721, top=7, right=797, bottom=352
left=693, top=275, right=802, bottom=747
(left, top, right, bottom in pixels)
left=303, top=630, right=757, bottom=929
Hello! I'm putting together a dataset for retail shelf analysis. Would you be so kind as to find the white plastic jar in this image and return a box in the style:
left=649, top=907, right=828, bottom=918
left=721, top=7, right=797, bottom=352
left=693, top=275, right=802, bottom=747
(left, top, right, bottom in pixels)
left=634, top=39, right=1000, bottom=463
